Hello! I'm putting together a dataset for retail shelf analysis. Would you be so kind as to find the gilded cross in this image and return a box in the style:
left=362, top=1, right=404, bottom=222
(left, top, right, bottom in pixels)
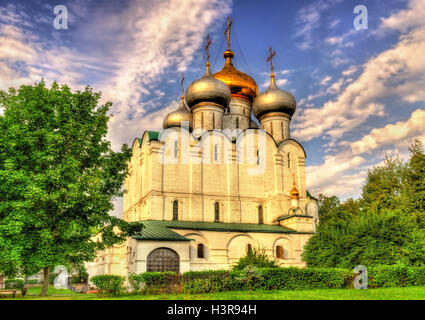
left=180, top=72, right=185, bottom=96
left=267, top=47, right=276, bottom=77
left=205, top=34, right=212, bottom=64
left=224, top=17, right=233, bottom=49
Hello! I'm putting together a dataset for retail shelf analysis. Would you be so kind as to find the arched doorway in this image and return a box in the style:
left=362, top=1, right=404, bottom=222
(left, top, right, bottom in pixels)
left=147, top=248, right=180, bottom=273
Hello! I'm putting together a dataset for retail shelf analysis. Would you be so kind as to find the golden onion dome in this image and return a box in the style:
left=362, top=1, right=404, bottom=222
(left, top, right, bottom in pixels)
left=214, top=49, right=259, bottom=103
left=289, top=183, right=300, bottom=200
left=252, top=76, right=296, bottom=119
left=163, top=95, right=193, bottom=129
left=185, top=64, right=231, bottom=109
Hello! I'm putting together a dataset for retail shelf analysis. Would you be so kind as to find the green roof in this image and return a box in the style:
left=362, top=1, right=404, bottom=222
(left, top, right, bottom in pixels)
left=147, top=131, right=160, bottom=141
left=132, top=221, right=191, bottom=241
left=306, top=190, right=318, bottom=201
left=132, top=220, right=313, bottom=241
left=277, top=215, right=313, bottom=221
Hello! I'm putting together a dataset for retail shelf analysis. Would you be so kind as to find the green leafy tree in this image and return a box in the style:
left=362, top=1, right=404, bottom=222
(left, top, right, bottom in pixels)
left=0, top=81, right=140, bottom=295
left=235, top=265, right=262, bottom=293
left=360, top=156, right=404, bottom=213
left=303, top=209, right=425, bottom=268
left=402, top=139, right=425, bottom=229
left=232, top=247, right=277, bottom=271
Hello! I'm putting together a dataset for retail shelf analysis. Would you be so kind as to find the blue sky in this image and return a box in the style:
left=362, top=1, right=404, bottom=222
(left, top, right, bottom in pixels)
left=1, top=0, right=425, bottom=205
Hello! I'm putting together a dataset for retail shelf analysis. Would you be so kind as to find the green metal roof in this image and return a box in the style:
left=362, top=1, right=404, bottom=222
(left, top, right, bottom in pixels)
left=132, top=221, right=191, bottom=241
left=132, top=220, right=313, bottom=240
left=277, top=215, right=313, bottom=221
left=306, top=190, right=318, bottom=201
left=147, top=131, right=160, bottom=141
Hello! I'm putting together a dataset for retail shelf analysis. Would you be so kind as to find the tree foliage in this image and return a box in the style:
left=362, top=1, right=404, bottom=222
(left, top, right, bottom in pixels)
left=0, top=81, right=140, bottom=294
left=303, top=140, right=425, bottom=268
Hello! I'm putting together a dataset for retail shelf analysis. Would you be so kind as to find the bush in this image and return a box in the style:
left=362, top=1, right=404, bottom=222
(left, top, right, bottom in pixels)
left=27, top=279, right=38, bottom=285
left=232, top=247, right=278, bottom=271
left=129, top=271, right=178, bottom=294
left=90, top=275, right=125, bottom=297
left=5, top=279, right=25, bottom=289
left=182, top=270, right=239, bottom=294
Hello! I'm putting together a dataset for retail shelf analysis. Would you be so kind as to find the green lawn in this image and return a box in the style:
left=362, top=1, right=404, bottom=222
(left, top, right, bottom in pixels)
left=1, top=285, right=425, bottom=300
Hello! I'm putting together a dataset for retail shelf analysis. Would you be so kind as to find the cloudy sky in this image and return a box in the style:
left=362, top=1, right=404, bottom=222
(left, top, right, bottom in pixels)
left=1, top=0, right=425, bottom=210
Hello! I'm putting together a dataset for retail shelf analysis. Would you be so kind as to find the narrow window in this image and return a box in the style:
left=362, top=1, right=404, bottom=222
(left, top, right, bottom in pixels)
left=214, top=202, right=220, bottom=222
left=174, top=140, right=178, bottom=159
left=246, top=244, right=253, bottom=254
left=214, top=144, right=219, bottom=162
left=212, top=112, right=215, bottom=129
left=276, top=246, right=283, bottom=259
left=236, top=117, right=239, bottom=129
left=201, top=112, right=204, bottom=128
left=258, top=205, right=264, bottom=224
left=256, top=149, right=260, bottom=165
left=271, top=122, right=274, bottom=136
left=281, top=121, right=284, bottom=139
left=287, top=153, right=291, bottom=168
left=197, top=244, right=204, bottom=258
left=172, top=200, right=178, bottom=220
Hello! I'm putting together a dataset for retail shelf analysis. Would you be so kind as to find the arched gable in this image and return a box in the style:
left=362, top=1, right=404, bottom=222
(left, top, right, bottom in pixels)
left=278, top=139, right=306, bottom=158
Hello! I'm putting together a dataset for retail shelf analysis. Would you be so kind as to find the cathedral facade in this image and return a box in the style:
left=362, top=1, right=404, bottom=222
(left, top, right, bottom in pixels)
left=86, top=34, right=319, bottom=279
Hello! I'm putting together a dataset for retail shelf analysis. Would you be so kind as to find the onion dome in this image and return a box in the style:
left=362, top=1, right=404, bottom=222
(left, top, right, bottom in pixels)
left=185, top=63, right=231, bottom=109
left=163, top=95, right=193, bottom=129
left=214, top=49, right=259, bottom=103
left=252, top=75, right=296, bottom=119
left=289, top=182, right=300, bottom=200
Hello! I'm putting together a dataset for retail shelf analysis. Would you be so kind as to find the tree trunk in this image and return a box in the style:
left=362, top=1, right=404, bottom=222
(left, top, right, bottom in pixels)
left=40, top=266, right=50, bottom=296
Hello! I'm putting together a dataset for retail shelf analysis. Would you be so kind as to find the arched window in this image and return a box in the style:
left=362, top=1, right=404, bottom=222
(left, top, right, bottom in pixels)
left=172, top=200, right=178, bottom=221
left=147, top=248, right=179, bottom=273
left=197, top=244, right=204, bottom=258
left=214, top=202, right=220, bottom=222
left=276, top=246, right=284, bottom=259
left=246, top=244, right=253, bottom=254
left=287, top=152, right=291, bottom=168
left=258, top=205, right=264, bottom=224
left=236, top=117, right=239, bottom=129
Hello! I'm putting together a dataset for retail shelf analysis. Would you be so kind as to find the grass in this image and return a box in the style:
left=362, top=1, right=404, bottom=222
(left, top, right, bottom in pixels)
left=1, top=285, right=425, bottom=300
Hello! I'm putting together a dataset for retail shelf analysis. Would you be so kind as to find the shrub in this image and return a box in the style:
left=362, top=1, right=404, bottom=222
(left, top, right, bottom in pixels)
left=232, top=247, right=278, bottom=271
left=129, top=271, right=178, bottom=294
left=182, top=270, right=238, bottom=294
left=369, top=264, right=410, bottom=288
left=90, top=275, right=125, bottom=297
left=235, top=266, right=262, bottom=292
left=5, top=279, right=25, bottom=289
left=27, top=279, right=38, bottom=285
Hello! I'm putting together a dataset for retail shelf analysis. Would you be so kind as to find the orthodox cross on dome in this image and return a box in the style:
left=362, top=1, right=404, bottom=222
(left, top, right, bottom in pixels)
left=205, top=34, right=212, bottom=69
left=180, top=72, right=185, bottom=98
left=267, top=46, right=276, bottom=79
left=224, top=16, right=233, bottom=49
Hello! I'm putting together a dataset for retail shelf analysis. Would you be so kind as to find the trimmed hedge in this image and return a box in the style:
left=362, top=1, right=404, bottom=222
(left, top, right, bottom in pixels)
left=129, top=271, right=178, bottom=294
left=5, top=279, right=25, bottom=289
left=90, top=275, right=125, bottom=297
left=129, top=265, right=425, bottom=295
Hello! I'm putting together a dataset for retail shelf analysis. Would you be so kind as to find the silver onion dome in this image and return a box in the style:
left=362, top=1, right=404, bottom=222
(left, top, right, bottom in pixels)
left=252, top=77, right=296, bottom=119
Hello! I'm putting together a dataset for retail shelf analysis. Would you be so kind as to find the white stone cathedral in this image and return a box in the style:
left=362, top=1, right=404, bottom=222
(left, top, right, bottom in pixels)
left=86, top=32, right=319, bottom=279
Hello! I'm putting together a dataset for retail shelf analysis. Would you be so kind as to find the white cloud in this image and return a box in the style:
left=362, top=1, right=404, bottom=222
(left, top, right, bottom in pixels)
left=293, top=0, right=342, bottom=49
left=320, top=75, right=332, bottom=86
left=294, top=23, right=425, bottom=142
left=307, top=108, right=425, bottom=198
left=380, top=0, right=425, bottom=33
left=350, top=108, right=425, bottom=154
